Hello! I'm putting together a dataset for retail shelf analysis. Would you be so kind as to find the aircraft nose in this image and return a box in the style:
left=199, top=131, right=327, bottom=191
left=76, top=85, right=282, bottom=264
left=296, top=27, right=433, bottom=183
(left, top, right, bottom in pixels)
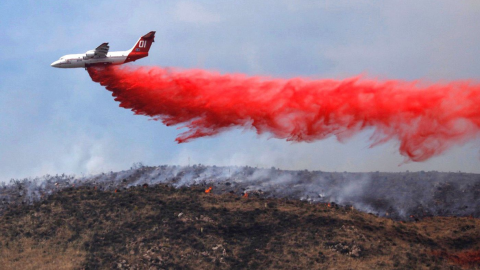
left=51, top=61, right=59, bottom=67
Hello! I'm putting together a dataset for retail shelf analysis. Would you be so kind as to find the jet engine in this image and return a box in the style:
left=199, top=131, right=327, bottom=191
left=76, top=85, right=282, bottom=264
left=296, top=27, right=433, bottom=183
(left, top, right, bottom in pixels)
left=84, top=50, right=97, bottom=59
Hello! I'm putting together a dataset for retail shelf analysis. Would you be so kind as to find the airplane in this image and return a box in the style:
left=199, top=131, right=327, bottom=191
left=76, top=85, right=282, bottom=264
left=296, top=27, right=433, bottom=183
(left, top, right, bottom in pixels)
left=51, top=31, right=155, bottom=69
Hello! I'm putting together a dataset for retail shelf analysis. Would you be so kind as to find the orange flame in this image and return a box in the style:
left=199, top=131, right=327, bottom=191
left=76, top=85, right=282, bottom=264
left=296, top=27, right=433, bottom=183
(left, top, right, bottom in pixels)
left=243, top=192, right=248, bottom=198
left=115, top=189, right=117, bottom=193
left=327, top=203, right=331, bottom=208
left=205, top=187, right=212, bottom=193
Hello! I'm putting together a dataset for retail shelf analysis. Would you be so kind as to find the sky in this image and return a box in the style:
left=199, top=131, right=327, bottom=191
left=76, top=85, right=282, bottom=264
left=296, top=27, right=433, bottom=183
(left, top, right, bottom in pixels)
left=1, top=0, right=480, bottom=180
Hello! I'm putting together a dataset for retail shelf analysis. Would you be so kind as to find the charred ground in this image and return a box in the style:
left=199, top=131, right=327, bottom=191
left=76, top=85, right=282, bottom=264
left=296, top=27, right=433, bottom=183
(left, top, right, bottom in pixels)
left=0, top=184, right=479, bottom=270
left=2, top=165, right=480, bottom=221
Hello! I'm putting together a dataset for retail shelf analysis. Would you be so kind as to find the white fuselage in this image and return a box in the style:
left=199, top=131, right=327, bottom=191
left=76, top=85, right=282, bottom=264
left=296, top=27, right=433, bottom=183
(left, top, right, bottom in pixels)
left=51, top=51, right=129, bottom=68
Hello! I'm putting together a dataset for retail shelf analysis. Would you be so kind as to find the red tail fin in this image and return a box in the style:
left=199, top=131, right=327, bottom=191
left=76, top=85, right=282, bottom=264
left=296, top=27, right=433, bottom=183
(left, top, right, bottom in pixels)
left=125, top=31, right=155, bottom=63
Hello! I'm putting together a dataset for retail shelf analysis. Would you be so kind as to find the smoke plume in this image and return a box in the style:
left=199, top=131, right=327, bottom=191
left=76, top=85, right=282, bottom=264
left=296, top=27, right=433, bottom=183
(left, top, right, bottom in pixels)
left=88, top=66, right=480, bottom=162
left=2, top=165, right=479, bottom=220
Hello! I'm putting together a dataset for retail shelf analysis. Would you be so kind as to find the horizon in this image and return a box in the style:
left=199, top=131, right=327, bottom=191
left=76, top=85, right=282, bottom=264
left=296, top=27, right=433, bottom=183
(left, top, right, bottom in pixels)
left=4, top=163, right=480, bottom=183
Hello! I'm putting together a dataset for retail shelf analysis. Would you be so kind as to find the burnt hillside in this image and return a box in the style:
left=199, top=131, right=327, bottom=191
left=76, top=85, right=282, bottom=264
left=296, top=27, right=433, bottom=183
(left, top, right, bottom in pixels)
left=0, top=185, right=479, bottom=269
left=2, top=165, right=480, bottom=220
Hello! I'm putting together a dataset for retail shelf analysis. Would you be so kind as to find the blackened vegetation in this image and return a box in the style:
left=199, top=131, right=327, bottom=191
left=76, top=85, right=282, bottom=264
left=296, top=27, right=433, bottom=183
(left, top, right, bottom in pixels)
left=1, top=165, right=480, bottom=221
left=0, top=185, right=479, bottom=269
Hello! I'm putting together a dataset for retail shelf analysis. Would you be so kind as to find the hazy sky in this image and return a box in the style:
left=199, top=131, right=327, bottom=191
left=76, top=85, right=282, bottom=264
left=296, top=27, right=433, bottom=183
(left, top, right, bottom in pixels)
left=1, top=0, right=480, bottom=180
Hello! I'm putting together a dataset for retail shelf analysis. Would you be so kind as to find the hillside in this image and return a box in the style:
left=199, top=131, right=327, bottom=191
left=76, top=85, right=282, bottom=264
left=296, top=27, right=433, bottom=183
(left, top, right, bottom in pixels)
left=2, top=165, right=480, bottom=220
left=0, top=184, right=479, bottom=269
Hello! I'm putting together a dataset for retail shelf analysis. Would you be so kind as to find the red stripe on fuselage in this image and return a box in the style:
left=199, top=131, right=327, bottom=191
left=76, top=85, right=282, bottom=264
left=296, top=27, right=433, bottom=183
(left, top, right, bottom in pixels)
left=125, top=52, right=148, bottom=63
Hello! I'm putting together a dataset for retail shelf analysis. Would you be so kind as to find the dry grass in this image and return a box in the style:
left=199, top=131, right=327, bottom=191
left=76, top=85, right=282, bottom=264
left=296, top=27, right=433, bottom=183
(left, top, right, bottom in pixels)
left=0, top=185, right=478, bottom=269
left=0, top=236, right=85, bottom=270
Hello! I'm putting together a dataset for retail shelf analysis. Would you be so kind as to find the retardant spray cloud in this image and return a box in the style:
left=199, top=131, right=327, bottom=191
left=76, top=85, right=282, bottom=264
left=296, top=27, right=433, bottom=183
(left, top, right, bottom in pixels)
left=88, top=66, right=480, bottom=162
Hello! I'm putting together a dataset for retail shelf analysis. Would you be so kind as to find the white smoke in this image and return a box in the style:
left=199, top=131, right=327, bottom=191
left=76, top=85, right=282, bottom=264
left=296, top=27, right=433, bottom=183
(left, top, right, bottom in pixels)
left=1, top=165, right=479, bottom=220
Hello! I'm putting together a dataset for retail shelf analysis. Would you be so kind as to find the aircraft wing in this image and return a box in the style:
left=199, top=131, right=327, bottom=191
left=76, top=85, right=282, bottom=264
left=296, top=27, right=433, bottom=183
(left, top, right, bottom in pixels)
left=94, top=42, right=110, bottom=57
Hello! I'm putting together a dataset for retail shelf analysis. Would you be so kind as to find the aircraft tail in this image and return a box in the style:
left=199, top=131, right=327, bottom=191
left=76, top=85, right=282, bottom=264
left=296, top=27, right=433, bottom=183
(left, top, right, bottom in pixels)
left=125, top=31, right=156, bottom=63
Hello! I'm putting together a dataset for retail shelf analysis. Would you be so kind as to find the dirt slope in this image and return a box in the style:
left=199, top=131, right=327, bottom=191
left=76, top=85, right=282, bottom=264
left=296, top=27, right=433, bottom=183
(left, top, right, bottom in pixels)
left=0, top=185, right=478, bottom=269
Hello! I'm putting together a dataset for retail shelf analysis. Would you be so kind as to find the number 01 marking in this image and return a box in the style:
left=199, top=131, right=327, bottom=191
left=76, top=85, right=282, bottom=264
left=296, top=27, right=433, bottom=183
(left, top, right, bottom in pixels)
left=139, top=40, right=146, bottom=48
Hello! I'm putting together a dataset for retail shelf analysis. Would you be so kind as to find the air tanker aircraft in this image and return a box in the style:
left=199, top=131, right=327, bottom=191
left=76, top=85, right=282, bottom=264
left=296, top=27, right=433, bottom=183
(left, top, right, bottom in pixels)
left=51, top=31, right=155, bottom=69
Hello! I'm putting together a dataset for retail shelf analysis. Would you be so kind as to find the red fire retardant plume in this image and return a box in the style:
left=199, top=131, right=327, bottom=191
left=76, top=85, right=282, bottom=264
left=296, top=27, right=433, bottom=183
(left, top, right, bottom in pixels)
left=87, top=66, right=480, bottom=162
